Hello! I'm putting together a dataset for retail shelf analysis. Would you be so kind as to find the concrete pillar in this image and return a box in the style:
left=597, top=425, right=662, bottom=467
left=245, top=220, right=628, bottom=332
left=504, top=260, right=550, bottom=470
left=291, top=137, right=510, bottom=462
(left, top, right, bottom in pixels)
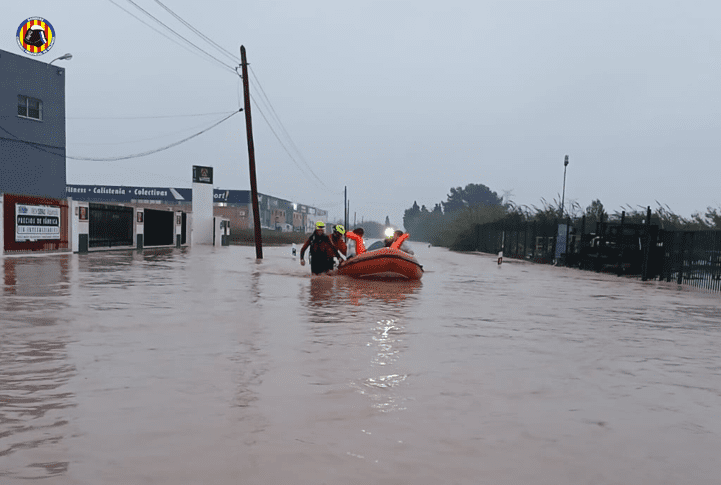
left=136, top=209, right=144, bottom=249
left=221, top=219, right=230, bottom=246
left=72, top=200, right=90, bottom=253
left=175, top=211, right=182, bottom=248
left=213, top=217, right=229, bottom=246
left=192, top=165, right=214, bottom=245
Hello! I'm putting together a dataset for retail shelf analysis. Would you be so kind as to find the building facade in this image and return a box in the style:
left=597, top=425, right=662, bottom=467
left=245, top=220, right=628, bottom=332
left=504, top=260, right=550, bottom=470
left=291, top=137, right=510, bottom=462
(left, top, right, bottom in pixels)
left=0, top=49, right=66, bottom=199
left=65, top=184, right=327, bottom=233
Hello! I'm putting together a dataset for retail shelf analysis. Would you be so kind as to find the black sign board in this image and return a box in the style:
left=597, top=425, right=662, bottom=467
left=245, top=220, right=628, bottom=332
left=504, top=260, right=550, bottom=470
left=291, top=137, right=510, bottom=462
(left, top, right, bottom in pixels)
left=193, top=165, right=213, bottom=184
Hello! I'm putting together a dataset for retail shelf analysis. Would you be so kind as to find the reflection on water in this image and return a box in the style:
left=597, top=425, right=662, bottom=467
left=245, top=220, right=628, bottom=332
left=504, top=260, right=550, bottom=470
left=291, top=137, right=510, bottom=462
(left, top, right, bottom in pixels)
left=3, top=257, right=69, bottom=298
left=0, top=246, right=720, bottom=484
left=305, top=276, right=420, bottom=416
left=359, top=318, right=409, bottom=413
left=1, top=256, right=75, bottom=480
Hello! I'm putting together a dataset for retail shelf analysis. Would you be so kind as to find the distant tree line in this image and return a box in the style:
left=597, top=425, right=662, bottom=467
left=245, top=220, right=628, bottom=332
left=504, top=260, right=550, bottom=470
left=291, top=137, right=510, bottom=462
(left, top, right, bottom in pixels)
left=401, top=183, right=721, bottom=248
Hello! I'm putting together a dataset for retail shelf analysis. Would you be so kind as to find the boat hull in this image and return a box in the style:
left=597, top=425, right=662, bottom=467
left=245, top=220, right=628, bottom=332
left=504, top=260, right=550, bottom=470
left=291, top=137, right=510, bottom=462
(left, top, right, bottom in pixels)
left=337, top=248, right=423, bottom=280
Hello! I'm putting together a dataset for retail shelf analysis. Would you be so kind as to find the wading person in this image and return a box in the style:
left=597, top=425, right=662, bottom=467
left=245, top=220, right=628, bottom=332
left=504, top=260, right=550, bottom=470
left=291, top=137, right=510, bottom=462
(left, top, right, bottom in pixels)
left=330, top=225, right=347, bottom=258
left=300, top=221, right=343, bottom=275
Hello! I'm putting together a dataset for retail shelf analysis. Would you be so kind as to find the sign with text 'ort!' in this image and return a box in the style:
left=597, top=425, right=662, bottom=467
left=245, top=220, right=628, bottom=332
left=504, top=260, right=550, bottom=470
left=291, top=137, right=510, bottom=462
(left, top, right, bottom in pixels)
left=15, top=204, right=61, bottom=241
left=193, top=165, right=213, bottom=184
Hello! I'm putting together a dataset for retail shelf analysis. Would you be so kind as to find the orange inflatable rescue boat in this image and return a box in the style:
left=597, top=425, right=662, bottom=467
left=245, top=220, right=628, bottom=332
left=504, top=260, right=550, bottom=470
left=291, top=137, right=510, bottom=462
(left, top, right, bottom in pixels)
left=337, top=247, right=423, bottom=280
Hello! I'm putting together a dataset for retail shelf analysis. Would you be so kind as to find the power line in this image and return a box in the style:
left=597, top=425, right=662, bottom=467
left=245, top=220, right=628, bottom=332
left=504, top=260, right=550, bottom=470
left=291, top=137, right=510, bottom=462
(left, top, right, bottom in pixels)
left=0, top=129, right=63, bottom=155
left=250, top=67, right=292, bottom=144
left=248, top=95, right=328, bottom=191
left=67, top=110, right=235, bottom=120
left=69, top=114, right=235, bottom=145
left=69, top=110, right=240, bottom=161
left=0, top=110, right=240, bottom=162
left=120, top=0, right=236, bottom=74
left=107, top=0, right=339, bottom=193
left=105, top=0, right=204, bottom=59
left=248, top=67, right=343, bottom=195
left=151, top=0, right=240, bottom=65
left=111, top=0, right=331, bottom=190
left=145, top=0, right=339, bottom=195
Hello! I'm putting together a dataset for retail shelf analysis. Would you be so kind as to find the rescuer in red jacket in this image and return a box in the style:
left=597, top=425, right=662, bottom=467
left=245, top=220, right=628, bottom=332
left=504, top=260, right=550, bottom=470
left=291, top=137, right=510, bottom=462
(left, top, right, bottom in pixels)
left=330, top=225, right=347, bottom=257
left=300, top=221, right=343, bottom=275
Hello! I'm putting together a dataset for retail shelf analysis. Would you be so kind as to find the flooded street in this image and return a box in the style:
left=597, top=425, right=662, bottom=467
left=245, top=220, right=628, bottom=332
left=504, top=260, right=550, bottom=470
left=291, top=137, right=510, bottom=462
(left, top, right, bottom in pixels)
left=1, top=244, right=720, bottom=484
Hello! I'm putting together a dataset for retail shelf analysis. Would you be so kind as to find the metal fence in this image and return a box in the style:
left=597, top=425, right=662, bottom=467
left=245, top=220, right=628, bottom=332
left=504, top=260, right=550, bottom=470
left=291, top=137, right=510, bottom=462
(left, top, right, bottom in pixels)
left=465, top=216, right=721, bottom=293
left=660, top=230, right=721, bottom=292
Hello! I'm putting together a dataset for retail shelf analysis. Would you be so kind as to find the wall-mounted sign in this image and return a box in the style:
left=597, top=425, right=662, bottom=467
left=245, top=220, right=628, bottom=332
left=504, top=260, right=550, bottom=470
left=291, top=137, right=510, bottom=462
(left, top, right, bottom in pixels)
left=193, top=165, right=213, bottom=184
left=66, top=184, right=251, bottom=204
left=79, top=206, right=88, bottom=221
left=137, top=211, right=143, bottom=223
left=66, top=184, right=190, bottom=203
left=176, top=215, right=182, bottom=225
left=15, top=204, right=60, bottom=241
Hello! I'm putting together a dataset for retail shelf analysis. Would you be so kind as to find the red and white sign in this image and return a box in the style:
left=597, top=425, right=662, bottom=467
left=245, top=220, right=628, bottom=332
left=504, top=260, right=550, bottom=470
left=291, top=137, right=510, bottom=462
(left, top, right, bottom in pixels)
left=15, top=204, right=61, bottom=241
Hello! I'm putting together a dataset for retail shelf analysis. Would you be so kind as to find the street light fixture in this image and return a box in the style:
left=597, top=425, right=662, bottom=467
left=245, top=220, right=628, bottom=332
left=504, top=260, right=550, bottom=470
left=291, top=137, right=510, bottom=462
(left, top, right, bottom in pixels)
left=560, top=154, right=569, bottom=218
left=48, top=53, right=72, bottom=67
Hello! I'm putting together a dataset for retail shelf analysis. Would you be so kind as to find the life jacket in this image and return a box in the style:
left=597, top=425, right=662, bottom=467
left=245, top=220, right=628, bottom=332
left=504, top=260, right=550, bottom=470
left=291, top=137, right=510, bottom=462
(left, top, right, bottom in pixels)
left=345, top=231, right=366, bottom=254
left=309, top=232, right=328, bottom=252
left=309, top=233, right=338, bottom=259
left=391, top=233, right=410, bottom=250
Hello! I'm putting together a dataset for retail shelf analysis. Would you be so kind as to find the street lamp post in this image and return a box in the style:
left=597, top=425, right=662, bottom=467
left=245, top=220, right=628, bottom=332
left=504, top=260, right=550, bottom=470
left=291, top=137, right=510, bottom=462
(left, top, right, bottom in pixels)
left=47, top=53, right=72, bottom=67
left=560, top=155, right=569, bottom=218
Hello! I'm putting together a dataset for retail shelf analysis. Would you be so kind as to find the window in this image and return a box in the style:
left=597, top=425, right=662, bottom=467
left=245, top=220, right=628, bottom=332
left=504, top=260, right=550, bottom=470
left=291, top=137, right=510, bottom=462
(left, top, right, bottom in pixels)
left=18, top=95, right=43, bottom=120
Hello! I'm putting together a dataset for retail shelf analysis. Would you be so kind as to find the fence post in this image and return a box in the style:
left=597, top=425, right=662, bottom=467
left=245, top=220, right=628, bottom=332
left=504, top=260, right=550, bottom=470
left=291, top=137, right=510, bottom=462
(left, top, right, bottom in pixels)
left=677, top=232, right=685, bottom=284
left=665, top=231, right=673, bottom=282
left=565, top=216, right=571, bottom=267
left=551, top=217, right=558, bottom=265
left=641, top=206, right=652, bottom=281
left=617, top=211, right=625, bottom=276
left=498, top=230, right=505, bottom=265
left=531, top=219, right=538, bottom=261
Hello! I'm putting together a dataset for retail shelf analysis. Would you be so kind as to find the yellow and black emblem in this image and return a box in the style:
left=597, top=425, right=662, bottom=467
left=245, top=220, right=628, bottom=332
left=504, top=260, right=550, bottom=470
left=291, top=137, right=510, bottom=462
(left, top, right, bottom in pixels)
left=17, top=17, right=56, bottom=56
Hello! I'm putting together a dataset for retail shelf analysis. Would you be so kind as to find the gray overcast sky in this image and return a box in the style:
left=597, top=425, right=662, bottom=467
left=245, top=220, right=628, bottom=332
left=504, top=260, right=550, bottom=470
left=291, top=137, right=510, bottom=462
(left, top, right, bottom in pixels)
left=3, top=1, right=720, bottom=228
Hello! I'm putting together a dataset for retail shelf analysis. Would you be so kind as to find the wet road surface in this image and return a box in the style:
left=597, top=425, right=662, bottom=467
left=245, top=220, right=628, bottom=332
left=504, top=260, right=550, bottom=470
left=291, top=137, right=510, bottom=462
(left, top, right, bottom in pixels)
left=1, top=244, right=720, bottom=484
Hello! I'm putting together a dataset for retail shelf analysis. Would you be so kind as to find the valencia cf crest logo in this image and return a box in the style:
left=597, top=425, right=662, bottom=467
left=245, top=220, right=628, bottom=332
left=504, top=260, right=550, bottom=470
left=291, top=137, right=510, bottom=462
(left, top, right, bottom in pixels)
left=17, top=17, right=56, bottom=56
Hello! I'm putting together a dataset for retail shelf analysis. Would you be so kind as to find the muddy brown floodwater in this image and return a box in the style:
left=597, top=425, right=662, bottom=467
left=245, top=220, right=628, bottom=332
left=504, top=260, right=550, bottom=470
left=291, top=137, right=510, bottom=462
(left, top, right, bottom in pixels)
left=1, top=244, right=720, bottom=484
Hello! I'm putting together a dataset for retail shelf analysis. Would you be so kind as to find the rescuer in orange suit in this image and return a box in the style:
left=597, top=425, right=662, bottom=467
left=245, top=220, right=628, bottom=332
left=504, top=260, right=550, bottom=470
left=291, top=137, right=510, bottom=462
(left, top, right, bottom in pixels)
left=345, top=227, right=366, bottom=257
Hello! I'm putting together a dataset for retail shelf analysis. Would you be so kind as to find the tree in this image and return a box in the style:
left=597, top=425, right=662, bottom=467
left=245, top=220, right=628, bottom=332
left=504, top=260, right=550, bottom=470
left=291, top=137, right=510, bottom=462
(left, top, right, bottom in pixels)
left=404, top=201, right=420, bottom=220
left=442, top=183, right=503, bottom=213
left=432, top=203, right=442, bottom=213
left=585, top=199, right=606, bottom=220
left=384, top=215, right=391, bottom=226
left=403, top=201, right=421, bottom=234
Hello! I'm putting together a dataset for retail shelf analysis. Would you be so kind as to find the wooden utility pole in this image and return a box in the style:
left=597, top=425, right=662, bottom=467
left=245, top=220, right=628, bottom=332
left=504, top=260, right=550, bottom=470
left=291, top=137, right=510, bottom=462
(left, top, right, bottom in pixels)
left=344, top=187, right=348, bottom=240
left=241, top=45, right=263, bottom=259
